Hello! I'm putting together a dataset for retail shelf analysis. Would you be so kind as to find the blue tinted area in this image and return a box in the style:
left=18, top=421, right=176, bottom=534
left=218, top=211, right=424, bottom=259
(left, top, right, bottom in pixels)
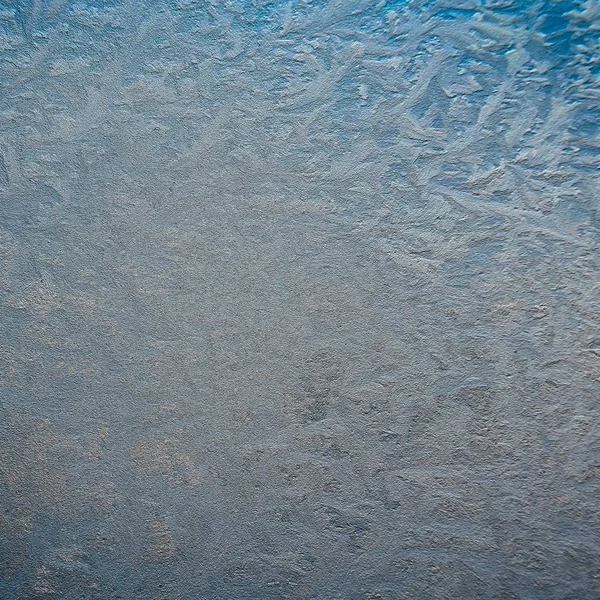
left=0, top=1, right=598, bottom=599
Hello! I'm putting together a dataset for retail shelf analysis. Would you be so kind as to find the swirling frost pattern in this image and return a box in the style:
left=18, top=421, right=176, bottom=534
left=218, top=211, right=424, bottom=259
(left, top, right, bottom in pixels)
left=0, top=1, right=598, bottom=598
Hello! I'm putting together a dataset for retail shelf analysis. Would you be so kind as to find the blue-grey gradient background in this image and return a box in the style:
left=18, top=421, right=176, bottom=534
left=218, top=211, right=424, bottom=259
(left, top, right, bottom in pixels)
left=0, top=1, right=599, bottom=598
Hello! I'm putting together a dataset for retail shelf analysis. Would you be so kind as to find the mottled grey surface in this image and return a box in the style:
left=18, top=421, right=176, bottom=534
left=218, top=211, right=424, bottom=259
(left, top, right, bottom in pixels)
left=0, top=0, right=599, bottom=598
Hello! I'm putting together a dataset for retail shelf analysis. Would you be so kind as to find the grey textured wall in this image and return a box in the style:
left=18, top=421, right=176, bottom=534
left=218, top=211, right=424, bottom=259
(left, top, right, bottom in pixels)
left=0, top=1, right=599, bottom=598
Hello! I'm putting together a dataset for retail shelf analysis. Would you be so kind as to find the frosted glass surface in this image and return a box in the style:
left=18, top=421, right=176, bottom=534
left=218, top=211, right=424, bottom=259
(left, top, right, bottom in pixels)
left=0, top=1, right=598, bottom=598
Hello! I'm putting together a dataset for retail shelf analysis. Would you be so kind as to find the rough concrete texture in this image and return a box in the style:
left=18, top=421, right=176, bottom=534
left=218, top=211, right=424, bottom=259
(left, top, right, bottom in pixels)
left=0, top=0, right=599, bottom=598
